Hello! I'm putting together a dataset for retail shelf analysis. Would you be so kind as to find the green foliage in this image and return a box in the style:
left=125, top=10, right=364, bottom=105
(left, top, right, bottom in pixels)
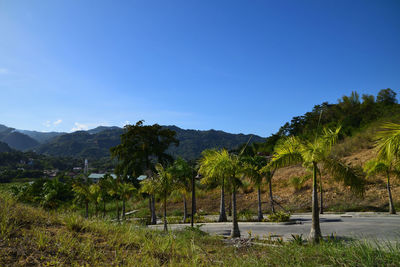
left=238, top=209, right=254, bottom=221
left=289, top=175, right=311, bottom=191
left=1, top=193, right=400, bottom=266
left=267, top=211, right=291, bottom=222
left=264, top=89, right=400, bottom=150
left=110, top=120, right=178, bottom=183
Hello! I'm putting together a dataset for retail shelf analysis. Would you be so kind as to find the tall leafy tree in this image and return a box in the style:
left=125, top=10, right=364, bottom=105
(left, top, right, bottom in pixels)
left=110, top=120, right=178, bottom=224
left=269, top=127, right=365, bottom=243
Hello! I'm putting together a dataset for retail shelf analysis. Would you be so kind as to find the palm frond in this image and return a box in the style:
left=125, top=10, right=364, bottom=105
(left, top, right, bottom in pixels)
left=376, top=122, right=400, bottom=161
left=363, top=159, right=389, bottom=177
left=269, top=136, right=304, bottom=168
left=323, top=156, right=365, bottom=196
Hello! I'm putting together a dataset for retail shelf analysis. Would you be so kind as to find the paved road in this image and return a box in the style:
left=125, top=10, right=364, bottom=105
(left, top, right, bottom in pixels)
left=149, top=214, right=400, bottom=241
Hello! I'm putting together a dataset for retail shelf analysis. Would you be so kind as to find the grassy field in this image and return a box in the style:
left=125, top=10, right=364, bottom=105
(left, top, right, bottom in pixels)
left=1, top=192, right=400, bottom=266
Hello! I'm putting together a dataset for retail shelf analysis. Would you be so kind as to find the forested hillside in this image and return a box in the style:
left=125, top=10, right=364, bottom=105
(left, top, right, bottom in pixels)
left=261, top=88, right=400, bottom=153
left=34, top=126, right=264, bottom=160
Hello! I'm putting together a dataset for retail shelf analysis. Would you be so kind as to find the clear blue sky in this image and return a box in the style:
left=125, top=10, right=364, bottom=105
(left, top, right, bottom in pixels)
left=1, top=0, right=399, bottom=136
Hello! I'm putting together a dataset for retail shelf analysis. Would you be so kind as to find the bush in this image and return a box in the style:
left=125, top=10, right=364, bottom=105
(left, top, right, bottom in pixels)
left=267, top=211, right=291, bottom=222
left=238, top=209, right=254, bottom=221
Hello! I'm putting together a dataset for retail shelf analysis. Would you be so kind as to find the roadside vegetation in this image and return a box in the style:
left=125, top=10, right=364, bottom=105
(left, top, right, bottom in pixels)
left=1, top=193, right=400, bottom=266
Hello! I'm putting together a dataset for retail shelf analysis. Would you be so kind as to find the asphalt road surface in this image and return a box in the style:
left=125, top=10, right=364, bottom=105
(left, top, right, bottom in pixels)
left=149, top=214, right=400, bottom=241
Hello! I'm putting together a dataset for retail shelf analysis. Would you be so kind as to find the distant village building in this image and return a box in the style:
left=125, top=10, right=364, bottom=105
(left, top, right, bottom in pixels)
left=88, top=173, right=117, bottom=183
left=87, top=173, right=147, bottom=183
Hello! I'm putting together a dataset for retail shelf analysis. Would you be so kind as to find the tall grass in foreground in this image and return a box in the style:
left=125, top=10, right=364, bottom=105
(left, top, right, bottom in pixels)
left=1, top=194, right=400, bottom=266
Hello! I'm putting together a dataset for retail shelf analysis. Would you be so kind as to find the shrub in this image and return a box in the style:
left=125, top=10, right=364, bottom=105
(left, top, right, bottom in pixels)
left=267, top=211, right=290, bottom=222
left=64, top=214, right=87, bottom=232
left=238, top=209, right=254, bottom=221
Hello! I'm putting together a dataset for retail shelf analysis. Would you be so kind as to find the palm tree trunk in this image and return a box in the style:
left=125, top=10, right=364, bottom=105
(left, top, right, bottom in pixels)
left=192, top=183, right=196, bottom=215
left=387, top=173, right=396, bottom=214
left=231, top=185, right=240, bottom=238
left=150, top=195, right=157, bottom=225
left=116, top=200, right=120, bottom=222
left=269, top=180, right=275, bottom=214
left=309, top=162, right=322, bottom=243
left=319, top=174, right=324, bottom=214
left=122, top=199, right=126, bottom=220
left=85, top=200, right=89, bottom=218
left=183, top=195, right=187, bottom=223
left=228, top=195, right=232, bottom=216
left=163, top=197, right=168, bottom=232
left=95, top=203, right=98, bottom=217
left=219, top=178, right=227, bottom=222
left=103, top=201, right=106, bottom=218
left=257, top=186, right=263, bottom=221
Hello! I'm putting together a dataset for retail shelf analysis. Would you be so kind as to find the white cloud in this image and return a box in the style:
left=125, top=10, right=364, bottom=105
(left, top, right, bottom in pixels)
left=71, top=122, right=89, bottom=132
left=43, top=120, right=51, bottom=127
left=0, top=68, right=9, bottom=75
left=53, top=119, right=62, bottom=125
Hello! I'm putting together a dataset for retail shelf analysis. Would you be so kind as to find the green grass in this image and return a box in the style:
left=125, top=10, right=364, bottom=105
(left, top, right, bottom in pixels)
left=1, top=193, right=400, bottom=266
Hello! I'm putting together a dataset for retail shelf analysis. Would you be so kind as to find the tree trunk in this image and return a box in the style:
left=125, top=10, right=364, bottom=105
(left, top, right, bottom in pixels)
left=269, top=180, right=275, bottom=214
left=191, top=175, right=195, bottom=227
left=309, top=162, right=322, bottom=243
left=231, top=185, right=240, bottom=238
left=192, top=182, right=196, bottom=215
left=150, top=195, right=157, bottom=225
left=228, top=196, right=232, bottom=216
left=183, top=195, right=187, bottom=223
left=387, top=173, right=396, bottom=214
left=257, top=186, right=263, bottom=221
left=95, top=203, right=98, bottom=217
left=163, top=197, right=168, bottom=232
left=320, top=174, right=324, bottom=214
left=85, top=200, right=89, bottom=218
left=122, top=199, right=126, bottom=220
left=219, top=178, right=227, bottom=222
left=103, top=201, right=106, bottom=218
left=116, top=200, right=120, bottom=222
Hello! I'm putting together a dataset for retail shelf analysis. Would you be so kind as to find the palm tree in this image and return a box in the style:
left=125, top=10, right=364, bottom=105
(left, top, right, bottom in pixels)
left=199, top=149, right=228, bottom=222
left=141, top=163, right=175, bottom=231
left=199, top=149, right=242, bottom=238
left=170, top=157, right=193, bottom=222
left=376, top=122, right=400, bottom=160
left=241, top=155, right=268, bottom=221
left=72, top=180, right=91, bottom=218
left=89, top=183, right=101, bottom=217
left=104, top=175, right=122, bottom=221
left=98, top=177, right=112, bottom=217
left=269, top=127, right=365, bottom=243
left=364, top=122, right=400, bottom=214
left=364, top=159, right=398, bottom=214
left=119, top=182, right=137, bottom=220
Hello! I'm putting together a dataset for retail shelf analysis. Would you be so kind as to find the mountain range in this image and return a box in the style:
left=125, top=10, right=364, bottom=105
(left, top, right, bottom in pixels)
left=0, top=124, right=265, bottom=160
